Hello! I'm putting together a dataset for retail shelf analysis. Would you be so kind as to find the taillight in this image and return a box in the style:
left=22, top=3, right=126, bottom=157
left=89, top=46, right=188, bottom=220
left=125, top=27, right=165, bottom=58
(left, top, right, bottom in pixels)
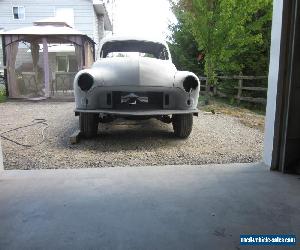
left=183, top=76, right=198, bottom=92
left=78, top=73, right=94, bottom=91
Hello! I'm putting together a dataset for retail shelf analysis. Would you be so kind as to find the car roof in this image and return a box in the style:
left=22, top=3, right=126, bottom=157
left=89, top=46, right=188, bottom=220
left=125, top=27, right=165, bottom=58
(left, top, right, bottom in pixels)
left=100, top=35, right=168, bottom=47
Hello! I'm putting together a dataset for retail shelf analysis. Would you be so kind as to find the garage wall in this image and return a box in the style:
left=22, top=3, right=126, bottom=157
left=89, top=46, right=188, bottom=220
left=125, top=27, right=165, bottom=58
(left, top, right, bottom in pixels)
left=263, top=0, right=284, bottom=167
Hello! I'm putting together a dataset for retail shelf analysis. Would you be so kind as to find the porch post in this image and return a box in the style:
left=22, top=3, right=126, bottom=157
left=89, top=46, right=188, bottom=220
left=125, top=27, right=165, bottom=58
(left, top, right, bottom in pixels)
left=42, top=38, right=50, bottom=98
left=1, top=35, right=8, bottom=97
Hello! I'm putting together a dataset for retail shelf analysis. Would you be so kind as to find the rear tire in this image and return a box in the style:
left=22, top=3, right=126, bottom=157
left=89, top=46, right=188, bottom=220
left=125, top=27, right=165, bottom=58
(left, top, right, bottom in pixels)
left=79, top=113, right=98, bottom=138
left=172, top=114, right=193, bottom=138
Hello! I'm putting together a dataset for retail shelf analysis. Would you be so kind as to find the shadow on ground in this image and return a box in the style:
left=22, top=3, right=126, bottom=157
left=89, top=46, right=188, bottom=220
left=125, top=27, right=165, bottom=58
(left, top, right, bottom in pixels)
left=60, top=118, right=178, bottom=152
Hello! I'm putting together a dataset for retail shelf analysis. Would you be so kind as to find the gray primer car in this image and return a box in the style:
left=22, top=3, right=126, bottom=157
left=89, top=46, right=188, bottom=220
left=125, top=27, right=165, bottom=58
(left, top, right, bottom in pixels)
left=74, top=36, right=200, bottom=138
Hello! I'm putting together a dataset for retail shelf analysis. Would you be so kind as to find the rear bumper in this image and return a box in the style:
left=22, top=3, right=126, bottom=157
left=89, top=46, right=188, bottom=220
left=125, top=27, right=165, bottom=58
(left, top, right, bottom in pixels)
left=75, top=108, right=199, bottom=116
left=75, top=86, right=199, bottom=111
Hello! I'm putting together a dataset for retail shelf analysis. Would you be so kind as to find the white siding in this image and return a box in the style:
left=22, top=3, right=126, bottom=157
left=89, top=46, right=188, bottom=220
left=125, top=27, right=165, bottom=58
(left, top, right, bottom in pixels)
left=93, top=9, right=99, bottom=50
left=0, top=0, right=95, bottom=40
left=93, top=11, right=105, bottom=58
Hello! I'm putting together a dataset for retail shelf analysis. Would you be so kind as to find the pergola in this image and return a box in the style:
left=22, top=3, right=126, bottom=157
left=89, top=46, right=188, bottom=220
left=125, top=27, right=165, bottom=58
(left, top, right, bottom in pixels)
left=0, top=19, right=95, bottom=99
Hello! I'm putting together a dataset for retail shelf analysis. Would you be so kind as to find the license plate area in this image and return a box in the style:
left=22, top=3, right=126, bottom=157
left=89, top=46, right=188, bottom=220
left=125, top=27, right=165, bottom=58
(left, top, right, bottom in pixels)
left=112, top=91, right=164, bottom=110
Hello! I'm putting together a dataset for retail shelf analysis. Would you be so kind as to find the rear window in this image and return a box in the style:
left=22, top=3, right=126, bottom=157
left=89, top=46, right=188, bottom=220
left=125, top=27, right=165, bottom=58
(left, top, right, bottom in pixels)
left=101, top=40, right=169, bottom=60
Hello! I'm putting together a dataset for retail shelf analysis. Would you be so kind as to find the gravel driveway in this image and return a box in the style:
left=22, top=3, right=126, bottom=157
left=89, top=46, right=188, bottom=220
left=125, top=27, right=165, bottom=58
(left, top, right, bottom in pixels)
left=0, top=101, right=264, bottom=169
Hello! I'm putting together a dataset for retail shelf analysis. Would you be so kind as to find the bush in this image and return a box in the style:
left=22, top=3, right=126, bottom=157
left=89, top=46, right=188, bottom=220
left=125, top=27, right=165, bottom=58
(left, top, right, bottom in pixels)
left=0, top=84, right=6, bottom=102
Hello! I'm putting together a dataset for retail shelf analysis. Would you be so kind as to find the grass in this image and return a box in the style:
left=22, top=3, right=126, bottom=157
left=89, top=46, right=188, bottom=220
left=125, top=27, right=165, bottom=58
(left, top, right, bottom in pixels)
left=199, top=95, right=266, bottom=115
left=198, top=95, right=266, bottom=131
left=0, top=84, right=6, bottom=103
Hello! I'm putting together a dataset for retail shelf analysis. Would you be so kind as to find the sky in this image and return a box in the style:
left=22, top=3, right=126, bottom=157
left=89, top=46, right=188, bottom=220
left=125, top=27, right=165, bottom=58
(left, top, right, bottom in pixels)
left=105, top=0, right=177, bottom=40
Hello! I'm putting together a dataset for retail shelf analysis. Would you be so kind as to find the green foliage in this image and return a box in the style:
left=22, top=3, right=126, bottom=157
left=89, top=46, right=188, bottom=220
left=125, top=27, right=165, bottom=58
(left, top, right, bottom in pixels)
left=168, top=6, right=204, bottom=75
left=0, top=84, right=6, bottom=103
left=169, top=0, right=273, bottom=85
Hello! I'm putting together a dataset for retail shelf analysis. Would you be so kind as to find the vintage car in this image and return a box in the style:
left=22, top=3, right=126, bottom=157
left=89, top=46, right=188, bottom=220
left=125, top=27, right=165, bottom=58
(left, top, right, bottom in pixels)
left=74, top=36, right=200, bottom=138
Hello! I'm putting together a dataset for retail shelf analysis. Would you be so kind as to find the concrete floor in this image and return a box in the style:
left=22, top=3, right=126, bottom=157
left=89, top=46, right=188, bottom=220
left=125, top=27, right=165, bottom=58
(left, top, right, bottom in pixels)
left=0, top=163, right=299, bottom=250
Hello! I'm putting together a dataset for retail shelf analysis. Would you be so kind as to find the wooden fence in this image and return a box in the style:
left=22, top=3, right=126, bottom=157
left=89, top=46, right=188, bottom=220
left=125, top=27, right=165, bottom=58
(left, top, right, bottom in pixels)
left=199, top=75, right=268, bottom=104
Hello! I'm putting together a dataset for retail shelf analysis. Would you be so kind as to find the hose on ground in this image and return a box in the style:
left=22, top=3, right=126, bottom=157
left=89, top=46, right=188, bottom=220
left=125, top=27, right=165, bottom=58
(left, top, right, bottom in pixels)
left=0, top=119, right=49, bottom=148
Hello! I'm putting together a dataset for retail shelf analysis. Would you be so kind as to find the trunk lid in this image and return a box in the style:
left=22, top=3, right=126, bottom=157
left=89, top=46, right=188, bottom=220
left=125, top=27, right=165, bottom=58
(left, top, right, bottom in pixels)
left=94, top=57, right=176, bottom=87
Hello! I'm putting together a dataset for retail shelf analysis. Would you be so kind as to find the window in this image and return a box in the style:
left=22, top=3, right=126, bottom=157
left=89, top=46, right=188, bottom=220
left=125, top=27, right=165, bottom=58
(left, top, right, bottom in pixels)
left=56, top=55, right=77, bottom=72
left=68, top=56, right=77, bottom=72
left=106, top=52, right=156, bottom=58
left=57, top=56, right=68, bottom=72
left=101, top=41, right=170, bottom=60
left=12, top=6, right=25, bottom=20
left=158, top=48, right=169, bottom=60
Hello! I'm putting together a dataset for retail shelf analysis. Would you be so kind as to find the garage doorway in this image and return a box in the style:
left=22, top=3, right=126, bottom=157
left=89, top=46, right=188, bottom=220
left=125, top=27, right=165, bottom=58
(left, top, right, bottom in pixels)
left=271, top=0, right=300, bottom=173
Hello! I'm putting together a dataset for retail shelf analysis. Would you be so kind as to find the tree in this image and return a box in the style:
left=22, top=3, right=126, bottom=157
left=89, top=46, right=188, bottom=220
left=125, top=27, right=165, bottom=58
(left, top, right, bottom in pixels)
left=169, top=0, right=273, bottom=84
left=168, top=6, right=204, bottom=75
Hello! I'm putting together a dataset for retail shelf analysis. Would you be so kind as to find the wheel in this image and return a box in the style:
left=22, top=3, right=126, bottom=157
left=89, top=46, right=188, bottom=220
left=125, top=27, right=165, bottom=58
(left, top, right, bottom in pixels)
left=79, top=113, right=98, bottom=138
left=172, top=114, right=193, bottom=138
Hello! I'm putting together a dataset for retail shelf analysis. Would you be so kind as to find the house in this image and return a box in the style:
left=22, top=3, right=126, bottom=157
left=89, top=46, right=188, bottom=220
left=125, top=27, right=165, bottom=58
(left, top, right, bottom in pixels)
left=0, top=0, right=112, bottom=99
left=0, top=0, right=112, bottom=54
